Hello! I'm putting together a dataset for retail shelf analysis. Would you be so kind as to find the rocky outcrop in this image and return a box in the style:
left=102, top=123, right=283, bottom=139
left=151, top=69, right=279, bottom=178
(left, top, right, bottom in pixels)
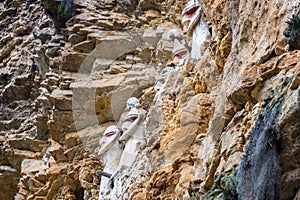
left=1, top=0, right=300, bottom=199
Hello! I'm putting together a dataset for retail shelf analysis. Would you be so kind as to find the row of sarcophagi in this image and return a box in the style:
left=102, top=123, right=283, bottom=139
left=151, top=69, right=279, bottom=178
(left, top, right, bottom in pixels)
left=97, top=0, right=210, bottom=197
left=97, top=97, right=146, bottom=198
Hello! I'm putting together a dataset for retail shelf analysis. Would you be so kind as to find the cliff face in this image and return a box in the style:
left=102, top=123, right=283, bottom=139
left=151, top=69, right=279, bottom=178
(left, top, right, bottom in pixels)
left=0, top=0, right=299, bottom=199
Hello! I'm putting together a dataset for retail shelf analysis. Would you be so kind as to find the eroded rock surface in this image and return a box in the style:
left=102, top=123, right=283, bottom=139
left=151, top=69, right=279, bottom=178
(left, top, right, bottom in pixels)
left=1, top=0, right=300, bottom=199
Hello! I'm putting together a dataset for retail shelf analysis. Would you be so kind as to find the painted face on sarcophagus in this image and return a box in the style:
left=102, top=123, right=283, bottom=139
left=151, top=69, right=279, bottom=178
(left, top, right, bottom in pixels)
left=122, top=107, right=140, bottom=132
left=98, top=125, right=121, bottom=155
left=172, top=39, right=189, bottom=65
left=182, top=0, right=201, bottom=36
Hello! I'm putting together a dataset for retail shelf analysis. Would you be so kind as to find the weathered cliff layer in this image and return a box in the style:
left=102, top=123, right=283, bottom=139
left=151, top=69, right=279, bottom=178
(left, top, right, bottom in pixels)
left=0, top=0, right=299, bottom=199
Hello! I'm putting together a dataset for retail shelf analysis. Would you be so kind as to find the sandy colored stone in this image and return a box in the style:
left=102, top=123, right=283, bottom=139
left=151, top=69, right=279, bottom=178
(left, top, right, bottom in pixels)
left=48, top=140, right=68, bottom=162
left=65, top=132, right=81, bottom=149
left=73, top=40, right=95, bottom=53
left=1, top=0, right=299, bottom=199
left=61, top=52, right=87, bottom=72
left=50, top=89, right=73, bottom=111
left=21, top=159, right=48, bottom=174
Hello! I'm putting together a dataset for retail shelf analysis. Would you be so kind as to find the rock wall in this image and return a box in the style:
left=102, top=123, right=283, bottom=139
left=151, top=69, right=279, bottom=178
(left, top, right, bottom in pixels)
left=0, top=0, right=300, bottom=199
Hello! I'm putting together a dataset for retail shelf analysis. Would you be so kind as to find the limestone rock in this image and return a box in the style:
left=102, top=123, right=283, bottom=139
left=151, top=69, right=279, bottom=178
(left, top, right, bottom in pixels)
left=1, top=0, right=299, bottom=199
left=8, top=138, right=47, bottom=152
left=61, top=51, right=87, bottom=72
left=71, top=66, right=156, bottom=130
left=0, top=166, right=19, bottom=200
left=50, top=89, right=73, bottom=111
left=48, top=140, right=68, bottom=162
left=65, top=132, right=81, bottom=149
left=21, top=159, right=48, bottom=174
left=73, top=40, right=96, bottom=53
left=142, top=28, right=164, bottom=48
left=94, top=33, right=141, bottom=59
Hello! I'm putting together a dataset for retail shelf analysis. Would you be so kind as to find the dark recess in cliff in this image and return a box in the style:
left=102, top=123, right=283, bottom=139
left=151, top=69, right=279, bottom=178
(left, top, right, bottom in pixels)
left=41, top=0, right=75, bottom=28
left=284, top=12, right=300, bottom=51
left=236, top=80, right=291, bottom=200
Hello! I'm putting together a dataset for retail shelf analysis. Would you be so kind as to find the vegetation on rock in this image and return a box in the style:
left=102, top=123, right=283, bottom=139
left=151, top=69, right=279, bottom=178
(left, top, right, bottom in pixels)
left=41, top=0, right=75, bottom=28
left=202, top=169, right=238, bottom=200
left=284, top=7, right=300, bottom=50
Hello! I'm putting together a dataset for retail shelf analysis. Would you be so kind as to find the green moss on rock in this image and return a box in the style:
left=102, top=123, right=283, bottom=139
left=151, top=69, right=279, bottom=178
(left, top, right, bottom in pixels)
left=203, top=169, right=238, bottom=200
left=41, top=0, right=75, bottom=28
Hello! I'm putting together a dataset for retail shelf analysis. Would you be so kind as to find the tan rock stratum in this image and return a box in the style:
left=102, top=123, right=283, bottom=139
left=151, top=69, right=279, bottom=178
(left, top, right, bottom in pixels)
left=0, top=0, right=299, bottom=199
